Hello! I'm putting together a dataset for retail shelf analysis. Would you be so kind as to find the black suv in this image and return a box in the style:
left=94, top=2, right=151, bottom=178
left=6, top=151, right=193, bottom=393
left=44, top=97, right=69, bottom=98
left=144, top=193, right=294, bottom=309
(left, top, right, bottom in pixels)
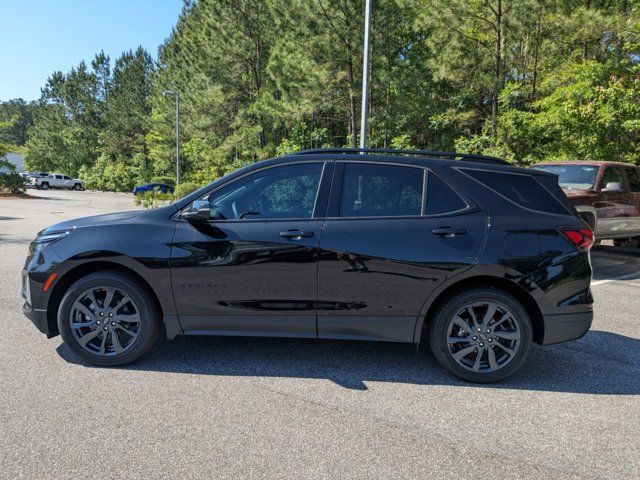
left=22, top=148, right=594, bottom=382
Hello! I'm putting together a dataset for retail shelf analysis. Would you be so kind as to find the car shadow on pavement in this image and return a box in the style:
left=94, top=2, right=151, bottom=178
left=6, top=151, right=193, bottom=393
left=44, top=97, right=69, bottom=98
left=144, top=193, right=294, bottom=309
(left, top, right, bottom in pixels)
left=57, top=329, right=639, bottom=394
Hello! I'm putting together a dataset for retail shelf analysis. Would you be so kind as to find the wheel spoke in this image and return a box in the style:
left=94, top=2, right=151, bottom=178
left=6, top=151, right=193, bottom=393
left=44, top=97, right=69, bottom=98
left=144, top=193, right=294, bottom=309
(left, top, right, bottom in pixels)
left=481, top=302, right=497, bottom=329
left=116, top=312, right=140, bottom=324
left=99, top=331, right=107, bottom=354
left=115, top=324, right=137, bottom=338
left=78, top=328, right=101, bottom=347
left=472, top=348, right=483, bottom=371
left=110, top=330, right=124, bottom=353
left=467, top=306, right=480, bottom=330
left=452, top=345, right=476, bottom=361
left=452, top=316, right=473, bottom=335
left=72, top=321, right=95, bottom=329
left=490, top=313, right=511, bottom=330
left=448, top=336, right=472, bottom=344
left=112, top=295, right=131, bottom=313
left=487, top=346, right=499, bottom=371
left=87, top=290, right=99, bottom=309
left=493, top=342, right=515, bottom=357
left=102, top=287, right=115, bottom=309
left=493, top=330, right=519, bottom=341
left=74, top=302, right=96, bottom=321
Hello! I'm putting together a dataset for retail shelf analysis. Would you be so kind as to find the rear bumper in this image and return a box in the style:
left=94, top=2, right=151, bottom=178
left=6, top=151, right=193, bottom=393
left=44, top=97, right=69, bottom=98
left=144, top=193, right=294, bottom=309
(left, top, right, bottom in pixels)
left=541, top=310, right=593, bottom=345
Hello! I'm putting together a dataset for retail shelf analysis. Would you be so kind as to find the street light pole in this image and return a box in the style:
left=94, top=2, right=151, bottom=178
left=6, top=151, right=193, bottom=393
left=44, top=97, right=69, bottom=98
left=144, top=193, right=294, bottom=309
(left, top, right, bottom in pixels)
left=163, top=90, right=180, bottom=185
left=359, top=0, right=373, bottom=149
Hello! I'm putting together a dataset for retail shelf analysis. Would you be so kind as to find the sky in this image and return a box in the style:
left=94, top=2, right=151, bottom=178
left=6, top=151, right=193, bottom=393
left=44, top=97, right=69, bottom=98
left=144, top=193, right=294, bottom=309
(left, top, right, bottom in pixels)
left=0, top=0, right=183, bottom=102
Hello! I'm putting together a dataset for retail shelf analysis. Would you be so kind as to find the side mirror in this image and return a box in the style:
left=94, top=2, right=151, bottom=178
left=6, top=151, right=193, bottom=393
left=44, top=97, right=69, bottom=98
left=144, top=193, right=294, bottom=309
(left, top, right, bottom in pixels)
left=602, top=181, right=623, bottom=192
left=183, top=200, right=211, bottom=222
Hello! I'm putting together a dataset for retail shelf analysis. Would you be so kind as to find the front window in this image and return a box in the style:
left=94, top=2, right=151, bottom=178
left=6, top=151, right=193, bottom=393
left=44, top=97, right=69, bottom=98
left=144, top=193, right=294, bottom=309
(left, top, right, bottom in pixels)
left=533, top=164, right=599, bottom=190
left=207, top=163, right=323, bottom=220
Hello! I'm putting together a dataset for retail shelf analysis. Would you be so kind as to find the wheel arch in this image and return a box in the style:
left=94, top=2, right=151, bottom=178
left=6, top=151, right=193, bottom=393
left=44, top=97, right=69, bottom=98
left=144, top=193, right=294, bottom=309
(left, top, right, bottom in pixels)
left=415, top=275, right=545, bottom=346
left=46, top=261, right=166, bottom=338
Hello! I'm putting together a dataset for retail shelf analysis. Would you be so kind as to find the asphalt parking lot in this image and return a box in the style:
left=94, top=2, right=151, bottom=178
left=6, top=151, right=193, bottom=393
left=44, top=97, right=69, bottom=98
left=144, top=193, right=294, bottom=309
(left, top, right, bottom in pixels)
left=1, top=189, right=639, bottom=480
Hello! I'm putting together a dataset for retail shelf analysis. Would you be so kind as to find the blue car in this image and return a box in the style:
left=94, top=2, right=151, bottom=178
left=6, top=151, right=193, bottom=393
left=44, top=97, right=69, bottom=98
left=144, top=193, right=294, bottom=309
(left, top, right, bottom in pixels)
left=132, top=183, right=174, bottom=195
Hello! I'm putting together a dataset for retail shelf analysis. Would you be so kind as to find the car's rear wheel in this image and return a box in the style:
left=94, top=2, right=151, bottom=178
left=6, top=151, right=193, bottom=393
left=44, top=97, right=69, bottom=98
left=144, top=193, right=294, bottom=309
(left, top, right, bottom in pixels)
left=428, top=288, right=532, bottom=383
left=58, top=271, right=161, bottom=366
left=41, top=182, right=49, bottom=190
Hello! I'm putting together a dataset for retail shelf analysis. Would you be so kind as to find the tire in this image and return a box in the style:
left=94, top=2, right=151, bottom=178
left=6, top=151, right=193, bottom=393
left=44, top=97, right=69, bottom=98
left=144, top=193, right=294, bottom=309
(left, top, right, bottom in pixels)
left=58, top=271, right=162, bottom=366
left=41, top=182, right=49, bottom=190
left=74, top=183, right=82, bottom=191
left=428, top=287, right=533, bottom=383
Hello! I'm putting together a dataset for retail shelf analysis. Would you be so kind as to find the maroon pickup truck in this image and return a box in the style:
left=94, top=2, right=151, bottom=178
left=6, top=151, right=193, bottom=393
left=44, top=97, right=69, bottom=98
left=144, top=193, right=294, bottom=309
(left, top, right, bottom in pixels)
left=533, top=161, right=640, bottom=245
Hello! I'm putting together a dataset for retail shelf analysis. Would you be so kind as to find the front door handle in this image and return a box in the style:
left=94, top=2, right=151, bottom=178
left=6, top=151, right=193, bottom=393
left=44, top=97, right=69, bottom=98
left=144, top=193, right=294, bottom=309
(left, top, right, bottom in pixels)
left=280, top=230, right=314, bottom=240
left=432, top=226, right=467, bottom=237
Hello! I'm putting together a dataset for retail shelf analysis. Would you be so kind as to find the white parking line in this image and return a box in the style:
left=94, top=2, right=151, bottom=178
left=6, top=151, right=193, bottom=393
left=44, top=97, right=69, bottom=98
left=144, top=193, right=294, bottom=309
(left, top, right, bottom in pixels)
left=591, top=271, right=640, bottom=286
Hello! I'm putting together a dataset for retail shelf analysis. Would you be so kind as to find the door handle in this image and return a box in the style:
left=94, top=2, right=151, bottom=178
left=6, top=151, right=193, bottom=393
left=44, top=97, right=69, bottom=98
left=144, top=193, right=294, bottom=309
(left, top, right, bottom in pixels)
left=280, top=230, right=314, bottom=239
left=432, top=226, right=467, bottom=237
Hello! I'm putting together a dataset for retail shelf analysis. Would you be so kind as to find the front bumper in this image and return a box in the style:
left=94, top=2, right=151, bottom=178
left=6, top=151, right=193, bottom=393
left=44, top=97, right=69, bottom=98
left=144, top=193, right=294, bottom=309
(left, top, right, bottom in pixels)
left=541, top=310, right=593, bottom=345
left=22, top=301, right=53, bottom=336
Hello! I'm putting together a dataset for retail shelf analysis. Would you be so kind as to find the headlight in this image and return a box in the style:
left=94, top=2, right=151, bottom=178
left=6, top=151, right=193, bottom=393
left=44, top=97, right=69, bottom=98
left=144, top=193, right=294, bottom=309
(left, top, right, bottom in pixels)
left=36, top=231, right=69, bottom=244
left=30, top=230, right=69, bottom=254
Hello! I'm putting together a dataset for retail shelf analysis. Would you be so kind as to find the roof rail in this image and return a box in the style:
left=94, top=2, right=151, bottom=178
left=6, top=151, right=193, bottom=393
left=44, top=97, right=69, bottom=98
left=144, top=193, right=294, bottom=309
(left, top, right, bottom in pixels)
left=291, top=147, right=510, bottom=165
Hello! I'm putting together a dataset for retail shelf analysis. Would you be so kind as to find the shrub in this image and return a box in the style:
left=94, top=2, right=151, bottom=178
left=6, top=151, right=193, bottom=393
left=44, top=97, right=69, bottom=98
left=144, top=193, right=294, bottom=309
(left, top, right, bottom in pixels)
left=0, top=158, right=26, bottom=193
left=173, top=181, right=201, bottom=199
left=150, top=176, right=176, bottom=187
left=133, top=191, right=174, bottom=209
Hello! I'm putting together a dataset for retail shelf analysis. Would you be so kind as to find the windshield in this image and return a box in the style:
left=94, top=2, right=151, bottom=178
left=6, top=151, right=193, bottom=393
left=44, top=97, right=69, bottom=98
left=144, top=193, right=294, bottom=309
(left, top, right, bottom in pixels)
left=533, top=164, right=599, bottom=190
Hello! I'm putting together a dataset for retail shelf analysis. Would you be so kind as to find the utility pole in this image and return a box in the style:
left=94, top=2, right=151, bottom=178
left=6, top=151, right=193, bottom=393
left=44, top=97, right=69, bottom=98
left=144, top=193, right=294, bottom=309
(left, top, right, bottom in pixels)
left=163, top=90, right=180, bottom=185
left=359, top=0, right=373, bottom=149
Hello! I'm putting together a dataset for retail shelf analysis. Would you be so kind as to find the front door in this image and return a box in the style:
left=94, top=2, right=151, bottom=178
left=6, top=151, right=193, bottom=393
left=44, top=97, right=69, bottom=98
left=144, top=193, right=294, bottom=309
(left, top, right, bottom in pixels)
left=317, top=162, right=488, bottom=342
left=171, top=161, right=330, bottom=337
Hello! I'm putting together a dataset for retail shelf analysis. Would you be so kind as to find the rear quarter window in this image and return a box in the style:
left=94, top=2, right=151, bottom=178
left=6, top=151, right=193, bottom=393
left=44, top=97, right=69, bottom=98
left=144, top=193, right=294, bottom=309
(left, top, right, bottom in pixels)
left=462, top=168, right=570, bottom=216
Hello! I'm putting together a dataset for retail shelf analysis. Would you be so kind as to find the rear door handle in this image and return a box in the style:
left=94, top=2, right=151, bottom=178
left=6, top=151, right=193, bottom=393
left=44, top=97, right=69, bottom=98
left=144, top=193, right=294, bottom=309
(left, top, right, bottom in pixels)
left=432, top=226, right=467, bottom=237
left=280, top=230, right=314, bottom=239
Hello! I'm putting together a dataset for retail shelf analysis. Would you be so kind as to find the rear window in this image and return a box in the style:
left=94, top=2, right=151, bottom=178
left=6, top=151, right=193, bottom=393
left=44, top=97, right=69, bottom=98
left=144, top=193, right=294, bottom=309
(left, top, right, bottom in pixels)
left=463, top=169, right=570, bottom=215
left=425, top=173, right=467, bottom=215
left=339, top=163, right=424, bottom=217
left=624, top=167, right=640, bottom=193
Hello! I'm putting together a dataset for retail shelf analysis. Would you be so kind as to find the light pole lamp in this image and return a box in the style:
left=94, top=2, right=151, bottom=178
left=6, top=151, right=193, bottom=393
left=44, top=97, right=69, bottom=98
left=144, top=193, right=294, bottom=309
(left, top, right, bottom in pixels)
left=163, top=90, right=180, bottom=185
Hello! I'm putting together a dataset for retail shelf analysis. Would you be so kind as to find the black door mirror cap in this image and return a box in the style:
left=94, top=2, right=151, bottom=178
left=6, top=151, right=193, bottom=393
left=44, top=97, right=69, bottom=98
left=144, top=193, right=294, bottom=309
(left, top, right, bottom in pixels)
left=183, top=200, right=212, bottom=222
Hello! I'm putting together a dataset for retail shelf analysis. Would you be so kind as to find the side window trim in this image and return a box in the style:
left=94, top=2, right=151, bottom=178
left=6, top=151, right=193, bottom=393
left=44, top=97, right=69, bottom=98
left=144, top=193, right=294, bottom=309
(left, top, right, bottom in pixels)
left=193, top=160, right=328, bottom=223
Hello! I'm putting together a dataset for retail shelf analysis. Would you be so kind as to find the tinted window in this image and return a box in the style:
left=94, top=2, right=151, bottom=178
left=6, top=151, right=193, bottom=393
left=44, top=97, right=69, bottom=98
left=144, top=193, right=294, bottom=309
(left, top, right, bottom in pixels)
left=600, top=167, right=625, bottom=192
left=425, top=174, right=467, bottom=215
left=533, top=164, right=598, bottom=190
left=624, top=167, right=640, bottom=193
left=339, top=163, right=423, bottom=217
left=208, top=163, right=323, bottom=220
left=464, top=169, right=569, bottom=215
left=63, top=175, right=71, bottom=180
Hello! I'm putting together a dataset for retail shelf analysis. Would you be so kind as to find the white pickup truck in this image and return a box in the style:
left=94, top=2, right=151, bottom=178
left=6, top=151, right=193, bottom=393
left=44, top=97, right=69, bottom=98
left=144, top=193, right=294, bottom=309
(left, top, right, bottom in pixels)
left=31, top=174, right=84, bottom=190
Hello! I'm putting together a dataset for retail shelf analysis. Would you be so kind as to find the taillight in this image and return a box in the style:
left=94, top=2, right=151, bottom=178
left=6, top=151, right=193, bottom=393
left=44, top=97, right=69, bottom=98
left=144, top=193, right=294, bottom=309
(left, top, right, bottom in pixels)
left=559, top=227, right=594, bottom=251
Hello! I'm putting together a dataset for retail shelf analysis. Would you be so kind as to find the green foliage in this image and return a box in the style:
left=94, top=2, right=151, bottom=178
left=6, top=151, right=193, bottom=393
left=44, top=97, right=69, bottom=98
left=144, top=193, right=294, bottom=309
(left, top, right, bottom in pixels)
left=173, top=181, right=201, bottom=199
left=8, top=0, right=640, bottom=193
left=0, top=158, right=26, bottom=193
left=150, top=176, right=176, bottom=187
left=133, top=190, right=174, bottom=209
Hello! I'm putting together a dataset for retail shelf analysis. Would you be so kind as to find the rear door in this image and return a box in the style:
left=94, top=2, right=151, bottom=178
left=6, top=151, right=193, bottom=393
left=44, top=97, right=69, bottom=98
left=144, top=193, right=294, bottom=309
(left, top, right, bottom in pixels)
left=622, top=166, right=640, bottom=236
left=317, top=161, right=487, bottom=342
left=595, top=166, right=635, bottom=238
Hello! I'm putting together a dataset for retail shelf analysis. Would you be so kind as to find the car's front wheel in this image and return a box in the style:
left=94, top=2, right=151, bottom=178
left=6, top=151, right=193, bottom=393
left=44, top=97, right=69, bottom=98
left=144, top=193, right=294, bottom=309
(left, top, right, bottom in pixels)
left=428, top=288, right=532, bottom=383
left=58, top=271, right=162, bottom=366
left=74, top=183, right=82, bottom=190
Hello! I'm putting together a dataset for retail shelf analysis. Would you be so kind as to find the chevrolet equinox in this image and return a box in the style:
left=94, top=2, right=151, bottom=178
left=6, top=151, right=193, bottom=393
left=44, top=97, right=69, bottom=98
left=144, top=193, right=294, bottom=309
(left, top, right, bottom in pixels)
left=22, top=148, right=594, bottom=382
